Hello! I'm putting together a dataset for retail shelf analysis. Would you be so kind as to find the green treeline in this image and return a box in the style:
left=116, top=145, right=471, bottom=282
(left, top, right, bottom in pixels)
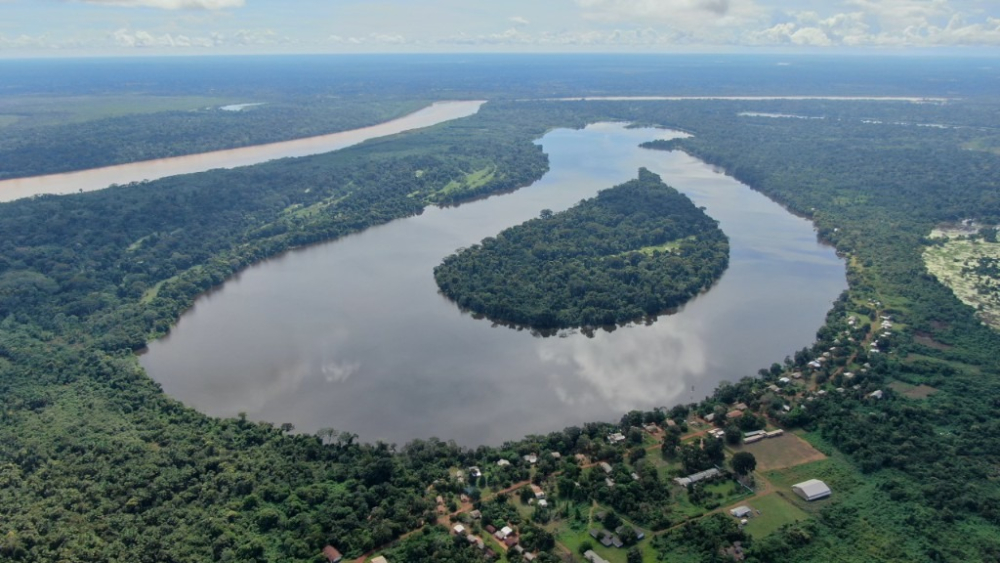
left=3, top=93, right=1000, bottom=562
left=434, top=168, right=728, bottom=329
left=0, top=97, right=428, bottom=179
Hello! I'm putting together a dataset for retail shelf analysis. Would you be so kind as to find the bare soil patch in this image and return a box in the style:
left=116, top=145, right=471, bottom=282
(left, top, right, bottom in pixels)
left=914, top=332, right=952, bottom=350
left=889, top=381, right=940, bottom=399
left=735, top=434, right=826, bottom=471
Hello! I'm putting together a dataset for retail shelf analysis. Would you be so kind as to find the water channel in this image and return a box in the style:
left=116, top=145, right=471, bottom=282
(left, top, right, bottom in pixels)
left=140, top=121, right=846, bottom=446
left=0, top=101, right=484, bottom=203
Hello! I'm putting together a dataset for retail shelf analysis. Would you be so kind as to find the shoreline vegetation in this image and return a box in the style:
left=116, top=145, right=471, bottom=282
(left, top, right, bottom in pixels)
left=1, top=76, right=1000, bottom=561
left=434, top=168, right=729, bottom=331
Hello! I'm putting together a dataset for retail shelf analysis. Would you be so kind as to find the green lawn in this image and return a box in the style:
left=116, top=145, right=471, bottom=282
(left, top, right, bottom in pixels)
left=741, top=493, right=809, bottom=537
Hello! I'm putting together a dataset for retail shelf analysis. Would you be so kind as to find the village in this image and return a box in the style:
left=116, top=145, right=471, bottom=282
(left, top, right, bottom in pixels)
left=323, top=294, right=921, bottom=563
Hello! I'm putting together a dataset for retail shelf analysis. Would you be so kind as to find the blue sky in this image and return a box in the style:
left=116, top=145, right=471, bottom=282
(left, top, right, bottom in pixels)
left=2, top=0, right=1000, bottom=56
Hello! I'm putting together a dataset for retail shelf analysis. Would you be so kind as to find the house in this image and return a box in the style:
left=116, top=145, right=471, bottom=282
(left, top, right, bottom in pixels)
left=611, top=536, right=624, bottom=548
left=370, top=557, right=388, bottom=563
left=523, top=552, right=537, bottom=562
left=468, top=466, right=482, bottom=478
left=792, top=479, right=832, bottom=501
left=550, top=451, right=562, bottom=459
left=734, top=402, right=749, bottom=411
left=778, top=377, right=791, bottom=385
left=673, top=468, right=720, bottom=487
left=523, top=454, right=538, bottom=464
left=605, top=478, right=615, bottom=488
left=575, top=453, right=589, bottom=464
left=765, top=429, right=784, bottom=438
left=322, top=546, right=343, bottom=563
left=666, top=419, right=677, bottom=427
left=631, top=472, right=640, bottom=481
left=530, top=484, right=545, bottom=499
left=584, top=550, right=612, bottom=563
left=600, top=535, right=613, bottom=547
left=644, top=423, right=659, bottom=433
left=485, top=525, right=497, bottom=535
left=704, top=413, right=716, bottom=422
left=599, top=462, right=613, bottom=474
left=616, top=525, right=645, bottom=540
left=435, top=495, right=444, bottom=505
left=744, top=434, right=765, bottom=444
left=726, top=410, right=743, bottom=419
left=791, top=372, right=803, bottom=379
left=768, top=384, right=780, bottom=392
left=498, top=526, right=514, bottom=540
left=730, top=506, right=753, bottom=518
left=504, top=536, right=518, bottom=548
left=452, top=524, right=466, bottom=536
left=589, top=529, right=602, bottom=539
left=744, top=430, right=766, bottom=439
left=497, top=459, right=511, bottom=467
left=608, top=432, right=626, bottom=444
left=869, top=390, right=884, bottom=399
left=470, top=509, right=482, bottom=520
left=538, top=499, right=548, bottom=508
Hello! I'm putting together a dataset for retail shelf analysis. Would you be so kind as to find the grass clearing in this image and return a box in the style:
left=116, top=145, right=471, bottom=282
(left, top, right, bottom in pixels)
left=923, top=229, right=1000, bottom=329
left=740, top=492, right=809, bottom=537
left=434, top=165, right=497, bottom=197
left=889, top=381, right=940, bottom=399
left=734, top=433, right=826, bottom=471
left=633, top=236, right=695, bottom=256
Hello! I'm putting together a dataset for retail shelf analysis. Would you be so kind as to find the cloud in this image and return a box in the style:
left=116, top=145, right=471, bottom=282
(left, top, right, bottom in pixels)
left=509, top=16, right=530, bottom=26
left=327, top=33, right=409, bottom=45
left=110, top=26, right=287, bottom=48
left=76, top=0, right=244, bottom=9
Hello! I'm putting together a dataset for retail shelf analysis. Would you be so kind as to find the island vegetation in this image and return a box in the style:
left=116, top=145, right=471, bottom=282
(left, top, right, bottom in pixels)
left=434, top=168, right=728, bottom=329
left=1, top=57, right=1000, bottom=563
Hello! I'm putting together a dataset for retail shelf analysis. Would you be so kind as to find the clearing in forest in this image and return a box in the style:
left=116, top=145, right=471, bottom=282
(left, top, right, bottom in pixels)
left=735, top=433, right=825, bottom=471
left=923, top=225, right=1000, bottom=330
left=889, top=381, right=940, bottom=399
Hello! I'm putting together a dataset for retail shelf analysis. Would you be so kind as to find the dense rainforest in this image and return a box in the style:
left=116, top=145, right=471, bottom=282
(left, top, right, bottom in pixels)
left=1, top=59, right=1000, bottom=562
left=434, top=168, right=728, bottom=329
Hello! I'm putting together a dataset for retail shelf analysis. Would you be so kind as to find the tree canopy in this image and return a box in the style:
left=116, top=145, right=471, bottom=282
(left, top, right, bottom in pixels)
left=434, top=168, right=729, bottom=329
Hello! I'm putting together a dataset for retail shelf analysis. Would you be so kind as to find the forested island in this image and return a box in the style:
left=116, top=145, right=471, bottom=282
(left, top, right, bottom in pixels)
left=434, top=169, right=728, bottom=329
left=2, top=56, right=1000, bottom=563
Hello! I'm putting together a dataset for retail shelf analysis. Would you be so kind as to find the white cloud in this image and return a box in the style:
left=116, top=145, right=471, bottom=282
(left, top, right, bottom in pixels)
left=327, top=33, right=409, bottom=45
left=510, top=16, right=530, bottom=26
left=110, top=26, right=286, bottom=48
left=77, top=0, right=244, bottom=9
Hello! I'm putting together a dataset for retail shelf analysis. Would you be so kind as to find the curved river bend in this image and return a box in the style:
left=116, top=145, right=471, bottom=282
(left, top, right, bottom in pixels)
left=139, top=122, right=846, bottom=446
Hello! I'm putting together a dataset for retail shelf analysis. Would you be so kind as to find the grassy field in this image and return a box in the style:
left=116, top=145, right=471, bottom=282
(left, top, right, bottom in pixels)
left=888, top=381, right=940, bottom=399
left=734, top=433, right=826, bottom=471
left=435, top=165, right=497, bottom=198
left=741, top=492, right=809, bottom=537
left=923, top=228, right=1000, bottom=329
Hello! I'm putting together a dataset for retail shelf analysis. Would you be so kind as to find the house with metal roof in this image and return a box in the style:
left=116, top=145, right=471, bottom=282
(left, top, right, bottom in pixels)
left=792, top=479, right=831, bottom=501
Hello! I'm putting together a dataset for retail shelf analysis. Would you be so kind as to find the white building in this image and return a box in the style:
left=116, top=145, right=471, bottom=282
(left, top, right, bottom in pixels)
left=792, top=479, right=832, bottom=501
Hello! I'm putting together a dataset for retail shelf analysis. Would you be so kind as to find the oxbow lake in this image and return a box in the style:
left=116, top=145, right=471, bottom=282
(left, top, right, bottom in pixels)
left=140, top=121, right=846, bottom=447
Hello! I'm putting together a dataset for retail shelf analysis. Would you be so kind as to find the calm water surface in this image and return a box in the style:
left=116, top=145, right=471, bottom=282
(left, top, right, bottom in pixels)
left=0, top=101, right=483, bottom=202
left=141, top=122, right=846, bottom=446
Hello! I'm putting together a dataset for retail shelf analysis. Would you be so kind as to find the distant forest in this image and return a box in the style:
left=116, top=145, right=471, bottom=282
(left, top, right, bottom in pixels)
left=434, top=168, right=728, bottom=329
left=1, top=58, right=1000, bottom=562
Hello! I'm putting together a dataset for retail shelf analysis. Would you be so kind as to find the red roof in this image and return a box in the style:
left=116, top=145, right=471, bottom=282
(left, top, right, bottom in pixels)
left=322, top=545, right=343, bottom=563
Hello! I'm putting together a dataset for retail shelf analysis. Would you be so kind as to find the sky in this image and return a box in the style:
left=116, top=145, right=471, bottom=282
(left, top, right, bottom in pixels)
left=1, top=0, right=1000, bottom=56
